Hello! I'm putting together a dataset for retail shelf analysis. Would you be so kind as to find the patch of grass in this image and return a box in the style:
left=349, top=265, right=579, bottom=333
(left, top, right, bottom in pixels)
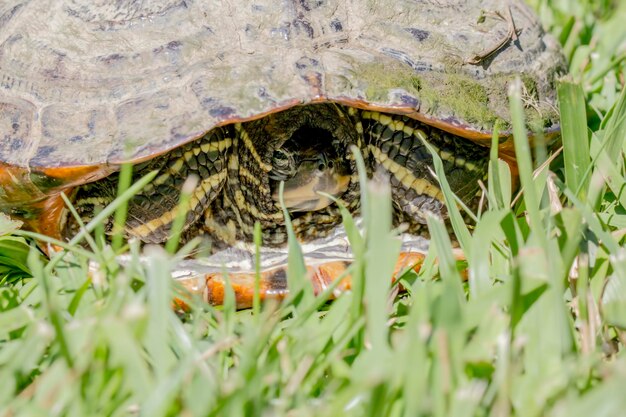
left=1, top=2, right=626, bottom=416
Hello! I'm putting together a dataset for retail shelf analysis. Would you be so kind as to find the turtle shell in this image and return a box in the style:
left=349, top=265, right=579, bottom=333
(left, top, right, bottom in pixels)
left=0, top=0, right=564, bottom=232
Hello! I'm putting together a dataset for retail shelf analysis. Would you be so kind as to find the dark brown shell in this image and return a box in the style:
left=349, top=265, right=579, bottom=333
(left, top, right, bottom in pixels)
left=0, top=0, right=564, bottom=217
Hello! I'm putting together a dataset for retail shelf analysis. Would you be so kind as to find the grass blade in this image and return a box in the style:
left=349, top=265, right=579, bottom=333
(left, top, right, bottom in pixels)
left=112, top=161, right=134, bottom=251
left=418, top=132, right=472, bottom=253
left=509, top=78, right=547, bottom=250
left=165, top=175, right=199, bottom=254
left=558, top=78, right=590, bottom=200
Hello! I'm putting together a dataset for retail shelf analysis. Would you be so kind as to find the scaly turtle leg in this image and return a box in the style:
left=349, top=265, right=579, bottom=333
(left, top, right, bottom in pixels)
left=65, top=127, right=233, bottom=243
left=360, top=110, right=490, bottom=236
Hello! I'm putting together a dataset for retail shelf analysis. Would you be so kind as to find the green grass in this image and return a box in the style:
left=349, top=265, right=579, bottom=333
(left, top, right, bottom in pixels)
left=1, top=2, right=626, bottom=416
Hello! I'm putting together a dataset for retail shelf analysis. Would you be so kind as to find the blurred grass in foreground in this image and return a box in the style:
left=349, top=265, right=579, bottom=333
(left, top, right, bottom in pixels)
left=1, top=2, right=626, bottom=417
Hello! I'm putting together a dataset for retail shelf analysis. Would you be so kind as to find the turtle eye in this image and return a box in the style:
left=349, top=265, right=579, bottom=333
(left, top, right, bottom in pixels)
left=270, top=148, right=297, bottom=181
left=272, top=149, right=291, bottom=169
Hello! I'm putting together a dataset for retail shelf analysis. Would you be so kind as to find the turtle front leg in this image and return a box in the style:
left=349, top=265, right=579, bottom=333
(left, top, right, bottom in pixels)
left=65, top=126, right=233, bottom=244
left=362, top=111, right=490, bottom=235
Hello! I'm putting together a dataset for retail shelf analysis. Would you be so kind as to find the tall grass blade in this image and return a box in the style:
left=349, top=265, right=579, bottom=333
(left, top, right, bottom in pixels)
left=509, top=78, right=547, bottom=250
left=112, top=161, right=134, bottom=251
left=253, top=221, right=262, bottom=316
left=277, top=181, right=310, bottom=308
left=349, top=146, right=368, bottom=327
left=558, top=79, right=590, bottom=200
left=418, top=132, right=472, bottom=253
left=363, top=177, right=399, bottom=354
left=144, top=246, right=176, bottom=379
left=166, top=175, right=199, bottom=254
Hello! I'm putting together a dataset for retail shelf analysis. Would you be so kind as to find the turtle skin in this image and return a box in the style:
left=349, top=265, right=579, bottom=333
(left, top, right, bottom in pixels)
left=63, top=103, right=490, bottom=247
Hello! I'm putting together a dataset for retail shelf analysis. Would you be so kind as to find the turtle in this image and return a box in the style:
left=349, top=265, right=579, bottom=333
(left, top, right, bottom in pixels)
left=0, top=0, right=565, bottom=307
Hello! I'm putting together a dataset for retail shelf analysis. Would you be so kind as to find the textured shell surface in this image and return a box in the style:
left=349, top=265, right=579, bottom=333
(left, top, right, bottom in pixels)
left=0, top=0, right=564, bottom=170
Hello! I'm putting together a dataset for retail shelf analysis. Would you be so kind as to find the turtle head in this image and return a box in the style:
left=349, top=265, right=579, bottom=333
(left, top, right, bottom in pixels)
left=269, top=127, right=351, bottom=212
